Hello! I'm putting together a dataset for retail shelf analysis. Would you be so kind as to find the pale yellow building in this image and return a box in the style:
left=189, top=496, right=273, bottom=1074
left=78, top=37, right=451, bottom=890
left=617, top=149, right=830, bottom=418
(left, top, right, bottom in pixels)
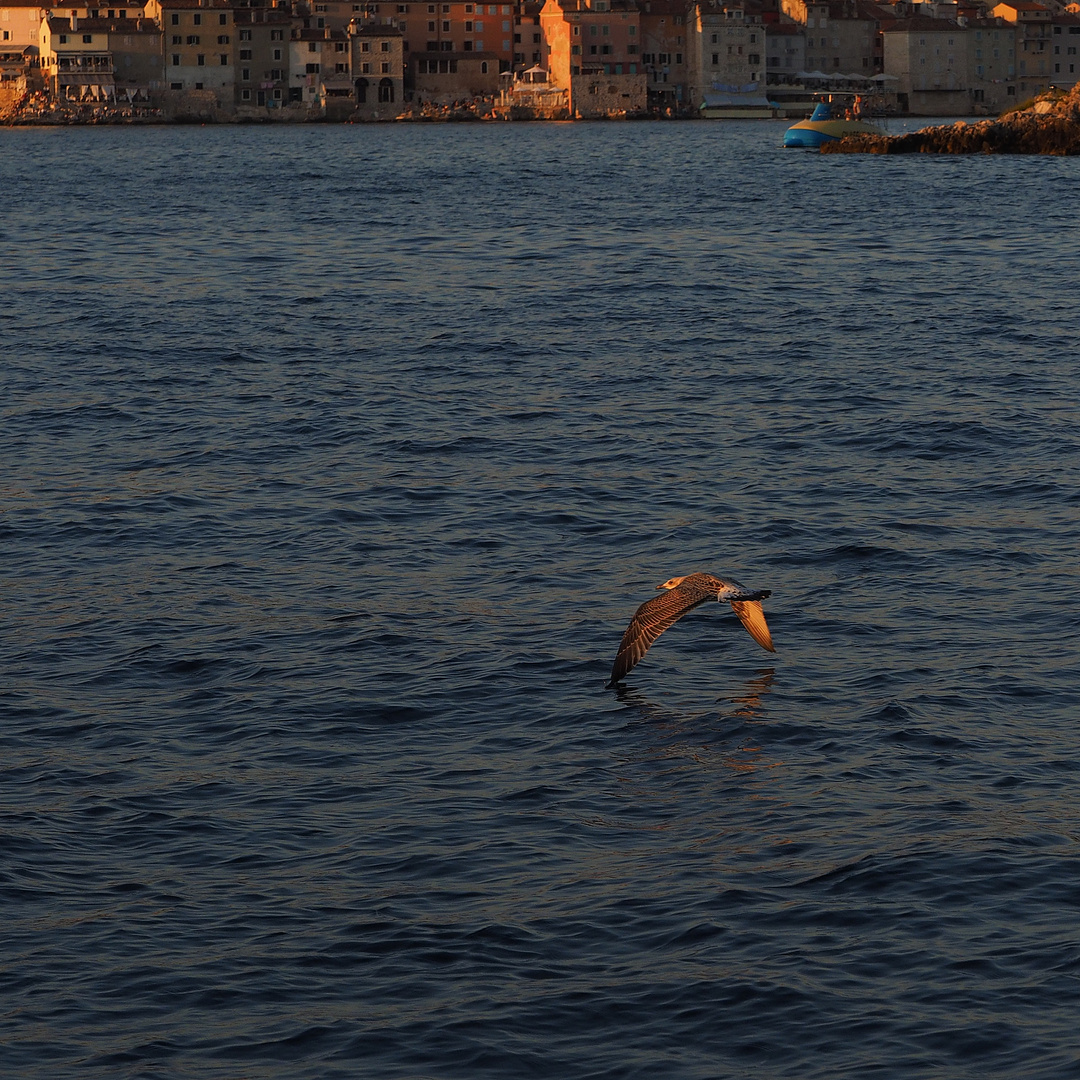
left=39, top=12, right=115, bottom=99
left=145, top=0, right=234, bottom=104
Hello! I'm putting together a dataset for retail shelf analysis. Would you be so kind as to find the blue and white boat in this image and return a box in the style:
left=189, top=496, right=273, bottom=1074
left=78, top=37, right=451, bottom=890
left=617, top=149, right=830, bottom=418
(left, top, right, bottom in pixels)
left=783, top=98, right=884, bottom=148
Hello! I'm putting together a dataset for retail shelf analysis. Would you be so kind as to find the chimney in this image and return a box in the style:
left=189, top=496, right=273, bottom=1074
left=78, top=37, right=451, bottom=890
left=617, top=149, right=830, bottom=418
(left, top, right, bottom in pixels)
left=71, top=11, right=78, bottom=28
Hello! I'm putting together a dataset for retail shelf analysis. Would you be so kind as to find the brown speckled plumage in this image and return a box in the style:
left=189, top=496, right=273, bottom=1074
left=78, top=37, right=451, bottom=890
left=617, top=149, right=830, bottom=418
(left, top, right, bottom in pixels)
left=608, top=572, right=774, bottom=686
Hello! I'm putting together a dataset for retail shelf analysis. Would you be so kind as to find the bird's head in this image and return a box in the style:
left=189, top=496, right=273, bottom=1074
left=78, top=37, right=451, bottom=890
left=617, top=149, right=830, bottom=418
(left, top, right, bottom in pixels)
left=656, top=576, right=688, bottom=591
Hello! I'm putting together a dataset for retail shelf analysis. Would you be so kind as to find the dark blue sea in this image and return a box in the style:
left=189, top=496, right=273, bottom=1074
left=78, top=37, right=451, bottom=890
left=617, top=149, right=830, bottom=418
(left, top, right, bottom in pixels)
left=3, top=119, right=1079, bottom=1079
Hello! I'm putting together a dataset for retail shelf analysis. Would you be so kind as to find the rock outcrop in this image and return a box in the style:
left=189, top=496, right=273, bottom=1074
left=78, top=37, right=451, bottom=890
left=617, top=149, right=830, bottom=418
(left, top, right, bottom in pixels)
left=821, top=84, right=1080, bottom=155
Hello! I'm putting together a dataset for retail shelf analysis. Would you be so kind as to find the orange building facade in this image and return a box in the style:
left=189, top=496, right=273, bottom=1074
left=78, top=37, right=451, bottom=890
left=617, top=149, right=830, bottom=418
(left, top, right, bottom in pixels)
left=540, top=0, right=646, bottom=115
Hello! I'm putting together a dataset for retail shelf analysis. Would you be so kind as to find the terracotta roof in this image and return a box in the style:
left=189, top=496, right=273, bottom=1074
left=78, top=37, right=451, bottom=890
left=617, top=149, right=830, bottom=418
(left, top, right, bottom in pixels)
left=64, top=16, right=159, bottom=30
left=881, top=14, right=963, bottom=30
left=153, top=0, right=233, bottom=9
left=293, top=26, right=349, bottom=38
left=351, top=22, right=404, bottom=34
left=411, top=47, right=499, bottom=56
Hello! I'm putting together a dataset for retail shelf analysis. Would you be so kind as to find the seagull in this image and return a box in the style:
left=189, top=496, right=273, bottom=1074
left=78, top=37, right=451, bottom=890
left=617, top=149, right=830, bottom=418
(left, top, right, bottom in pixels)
left=608, top=573, right=775, bottom=686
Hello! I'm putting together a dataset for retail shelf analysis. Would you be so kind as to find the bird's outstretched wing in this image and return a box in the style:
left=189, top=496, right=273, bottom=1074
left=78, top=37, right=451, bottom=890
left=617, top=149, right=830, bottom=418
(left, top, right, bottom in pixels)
left=730, top=599, right=775, bottom=653
left=608, top=582, right=712, bottom=686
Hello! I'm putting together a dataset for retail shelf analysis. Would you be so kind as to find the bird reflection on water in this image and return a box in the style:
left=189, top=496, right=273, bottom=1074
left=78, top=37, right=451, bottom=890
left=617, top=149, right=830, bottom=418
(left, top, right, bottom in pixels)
left=612, top=667, right=776, bottom=721
left=609, top=668, right=779, bottom=776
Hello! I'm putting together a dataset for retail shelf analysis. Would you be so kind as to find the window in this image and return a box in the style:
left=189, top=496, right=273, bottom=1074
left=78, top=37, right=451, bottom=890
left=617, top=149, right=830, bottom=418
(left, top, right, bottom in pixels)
left=381, top=39, right=390, bottom=49
left=241, top=87, right=251, bottom=99
left=171, top=52, right=180, bottom=64
left=379, top=76, right=394, bottom=100
left=442, top=20, right=449, bottom=30
left=361, top=61, right=369, bottom=71
left=242, top=66, right=249, bottom=78
left=82, top=33, right=92, bottom=42
left=465, top=20, right=472, bottom=30
left=336, top=41, right=346, bottom=50
left=273, top=48, right=281, bottom=60
left=219, top=13, right=226, bottom=23
left=186, top=35, right=199, bottom=43
left=171, top=13, right=179, bottom=24
left=239, top=28, right=251, bottom=39
left=309, top=41, right=318, bottom=51
left=171, top=80, right=182, bottom=88
left=218, top=33, right=229, bottom=43
left=196, top=53, right=204, bottom=64
left=271, top=29, right=283, bottom=39
left=337, top=61, right=347, bottom=70
left=219, top=53, right=227, bottom=64
left=711, top=52, right=718, bottom=64
left=427, top=20, right=435, bottom=29
left=481, top=59, right=488, bottom=71
left=195, top=80, right=203, bottom=88
left=172, top=34, right=182, bottom=43
left=381, top=60, right=389, bottom=70
left=193, top=13, right=201, bottom=24
left=306, top=61, right=320, bottom=71
left=239, top=48, right=251, bottom=58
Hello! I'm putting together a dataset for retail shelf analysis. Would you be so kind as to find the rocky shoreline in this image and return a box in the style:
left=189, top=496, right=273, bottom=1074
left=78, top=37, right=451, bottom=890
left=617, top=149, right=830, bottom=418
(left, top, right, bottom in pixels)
left=821, top=84, right=1080, bottom=155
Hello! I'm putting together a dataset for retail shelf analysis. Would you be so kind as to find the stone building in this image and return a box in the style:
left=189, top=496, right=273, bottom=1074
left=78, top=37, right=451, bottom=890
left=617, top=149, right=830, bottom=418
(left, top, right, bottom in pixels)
left=780, top=0, right=879, bottom=77
left=289, top=25, right=350, bottom=107
left=991, top=0, right=1050, bottom=96
left=882, top=14, right=969, bottom=113
left=233, top=6, right=291, bottom=110
left=1051, top=11, right=1080, bottom=89
left=966, top=16, right=1017, bottom=112
left=639, top=0, right=690, bottom=109
left=686, top=1, right=763, bottom=107
left=540, top=0, right=647, bottom=117
left=145, top=0, right=235, bottom=106
left=39, top=13, right=116, bottom=99
left=351, top=20, right=403, bottom=112
left=765, top=19, right=804, bottom=83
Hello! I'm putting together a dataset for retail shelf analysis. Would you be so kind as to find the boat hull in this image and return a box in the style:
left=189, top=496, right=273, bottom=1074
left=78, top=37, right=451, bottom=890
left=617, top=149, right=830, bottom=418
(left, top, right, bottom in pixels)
left=783, top=117, right=883, bottom=148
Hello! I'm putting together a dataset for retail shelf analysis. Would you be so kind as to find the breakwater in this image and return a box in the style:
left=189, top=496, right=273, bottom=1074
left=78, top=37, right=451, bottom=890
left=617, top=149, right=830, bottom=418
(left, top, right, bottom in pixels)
left=822, top=84, right=1080, bottom=155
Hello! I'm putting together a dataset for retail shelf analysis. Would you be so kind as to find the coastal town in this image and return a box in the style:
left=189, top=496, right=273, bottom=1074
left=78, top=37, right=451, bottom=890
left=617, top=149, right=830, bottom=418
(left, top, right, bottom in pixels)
left=0, top=0, right=1077, bottom=121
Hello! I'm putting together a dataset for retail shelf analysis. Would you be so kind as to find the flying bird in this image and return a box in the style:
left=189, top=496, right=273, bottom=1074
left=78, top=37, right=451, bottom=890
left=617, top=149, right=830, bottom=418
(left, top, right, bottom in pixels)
left=608, top=573, right=775, bottom=686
